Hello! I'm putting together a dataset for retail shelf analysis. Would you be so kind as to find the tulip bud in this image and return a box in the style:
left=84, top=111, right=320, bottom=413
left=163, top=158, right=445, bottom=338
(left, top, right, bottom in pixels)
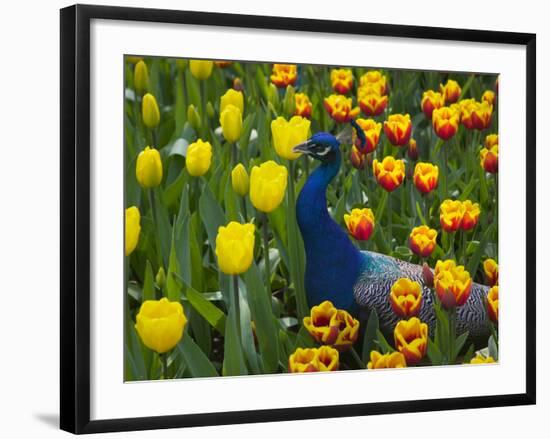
left=134, top=60, right=149, bottom=95
left=142, top=93, right=160, bottom=129
left=231, top=163, right=250, bottom=196
left=233, top=77, right=244, bottom=92
left=206, top=101, right=215, bottom=119
left=220, top=104, right=243, bottom=144
left=187, top=104, right=201, bottom=131
left=189, top=59, right=213, bottom=80
left=136, top=146, right=163, bottom=188
left=156, top=267, right=166, bottom=289
left=283, top=85, right=296, bottom=117
left=268, top=83, right=280, bottom=108
left=408, top=138, right=419, bottom=161
left=422, top=263, right=434, bottom=288
left=350, top=145, right=365, bottom=169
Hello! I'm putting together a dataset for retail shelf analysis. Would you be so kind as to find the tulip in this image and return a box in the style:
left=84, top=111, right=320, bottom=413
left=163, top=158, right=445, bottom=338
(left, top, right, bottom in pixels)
left=156, top=266, right=166, bottom=289
left=186, top=139, right=212, bottom=177
left=357, top=86, right=388, bottom=117
left=270, top=64, right=297, bottom=88
left=189, top=60, right=213, bottom=80
left=480, top=135, right=498, bottom=173
left=303, top=301, right=360, bottom=351
left=408, top=138, right=419, bottom=161
left=344, top=208, right=375, bottom=241
left=249, top=161, right=288, bottom=213
left=434, top=259, right=472, bottom=309
left=460, top=99, right=493, bottom=130
left=214, top=60, right=233, bottom=68
left=461, top=200, right=480, bottom=231
left=271, top=115, right=311, bottom=160
left=487, top=285, right=499, bottom=323
left=231, top=163, right=250, bottom=196
left=389, top=278, right=423, bottom=318
left=421, top=90, right=445, bottom=119
left=220, top=89, right=244, bottom=114
left=359, top=70, right=387, bottom=95
left=126, top=56, right=143, bottom=64
left=135, top=298, right=187, bottom=354
left=220, top=104, right=243, bottom=143
left=383, top=114, right=412, bottom=147
left=294, top=93, right=313, bottom=119
left=422, top=262, right=434, bottom=287
left=469, top=354, right=496, bottom=364
left=367, top=351, right=407, bottom=369
left=142, top=93, right=160, bottom=129
left=432, top=105, right=460, bottom=140
left=482, top=90, right=496, bottom=106
left=349, top=145, right=366, bottom=170
left=354, top=118, right=382, bottom=154
left=134, top=60, right=149, bottom=95
left=483, top=258, right=499, bottom=287
left=136, top=146, right=163, bottom=188
left=413, top=162, right=439, bottom=194
left=215, top=221, right=255, bottom=275
left=440, top=79, right=461, bottom=103
left=288, top=346, right=339, bottom=373
left=330, top=68, right=354, bottom=94
left=409, top=225, right=437, bottom=258
left=323, top=94, right=360, bottom=123
left=372, top=156, right=405, bottom=192
left=187, top=104, right=201, bottom=131
left=125, top=206, right=141, bottom=256
left=394, top=317, right=428, bottom=365
left=439, top=199, right=465, bottom=233
left=233, top=77, right=244, bottom=92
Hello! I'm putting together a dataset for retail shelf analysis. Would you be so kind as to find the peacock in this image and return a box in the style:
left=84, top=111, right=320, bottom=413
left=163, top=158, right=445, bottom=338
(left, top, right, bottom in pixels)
left=293, top=121, right=491, bottom=346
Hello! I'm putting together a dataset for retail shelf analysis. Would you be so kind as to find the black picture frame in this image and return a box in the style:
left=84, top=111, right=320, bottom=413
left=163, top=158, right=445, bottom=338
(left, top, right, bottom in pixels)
left=60, top=4, right=536, bottom=434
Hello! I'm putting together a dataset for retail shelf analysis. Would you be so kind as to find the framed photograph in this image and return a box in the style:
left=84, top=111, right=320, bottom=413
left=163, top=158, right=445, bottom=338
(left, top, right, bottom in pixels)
left=60, top=4, right=536, bottom=434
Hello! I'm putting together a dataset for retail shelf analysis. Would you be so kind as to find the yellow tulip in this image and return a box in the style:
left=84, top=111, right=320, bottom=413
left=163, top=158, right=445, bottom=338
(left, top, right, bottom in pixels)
left=367, top=351, right=407, bottom=369
left=135, top=298, right=187, bottom=354
left=220, top=89, right=244, bottom=114
left=249, top=161, right=288, bottom=213
left=142, top=93, right=160, bottom=129
left=231, top=163, right=250, bottom=196
left=220, top=104, right=242, bottom=143
left=189, top=59, right=213, bottom=80
left=271, top=116, right=311, bottom=160
left=469, top=354, right=496, bottom=364
left=125, top=206, right=141, bottom=256
left=134, top=60, right=149, bottom=95
left=186, top=139, right=212, bottom=177
left=136, top=146, right=163, bottom=188
left=215, top=222, right=255, bottom=275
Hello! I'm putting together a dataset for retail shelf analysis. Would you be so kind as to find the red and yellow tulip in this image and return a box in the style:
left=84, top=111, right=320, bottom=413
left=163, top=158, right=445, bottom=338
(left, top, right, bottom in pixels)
left=373, top=156, right=405, bottom=192
left=432, top=105, right=460, bottom=140
left=288, top=346, right=339, bottom=372
left=389, top=278, right=423, bottom=318
left=440, top=79, right=461, bottom=103
left=344, top=208, right=375, bottom=241
left=367, top=351, right=407, bottom=369
left=383, top=114, right=412, bottom=147
left=394, top=317, right=428, bottom=365
left=359, top=70, right=387, bottom=95
left=413, top=162, right=439, bottom=194
left=354, top=118, right=382, bottom=154
left=357, top=85, right=388, bottom=117
left=409, top=225, right=437, bottom=258
left=270, top=64, right=297, bottom=88
left=482, top=90, right=496, bottom=106
left=421, top=90, right=445, bottom=119
left=330, top=68, right=354, bottom=94
left=480, top=134, right=498, bottom=173
left=294, top=92, right=313, bottom=119
left=434, top=259, right=473, bottom=309
left=350, top=145, right=365, bottom=169
left=439, top=199, right=465, bottom=233
left=323, top=94, right=360, bottom=123
left=487, top=285, right=499, bottom=323
left=460, top=99, right=493, bottom=130
left=461, top=200, right=481, bottom=231
left=483, top=258, right=499, bottom=287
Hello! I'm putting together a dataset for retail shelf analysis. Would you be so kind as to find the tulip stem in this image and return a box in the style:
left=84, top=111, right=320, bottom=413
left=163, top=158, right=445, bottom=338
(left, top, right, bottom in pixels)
left=262, top=213, right=271, bottom=296
left=200, top=81, right=208, bottom=139
left=233, top=275, right=241, bottom=337
left=387, top=193, right=392, bottom=249
left=241, top=197, right=248, bottom=222
left=148, top=189, right=162, bottom=267
left=231, top=142, right=237, bottom=167
left=161, top=353, right=169, bottom=379
left=303, top=155, right=309, bottom=177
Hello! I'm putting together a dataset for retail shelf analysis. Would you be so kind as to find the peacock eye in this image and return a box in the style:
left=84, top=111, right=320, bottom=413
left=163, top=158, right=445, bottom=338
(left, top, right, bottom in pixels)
left=311, top=143, right=332, bottom=157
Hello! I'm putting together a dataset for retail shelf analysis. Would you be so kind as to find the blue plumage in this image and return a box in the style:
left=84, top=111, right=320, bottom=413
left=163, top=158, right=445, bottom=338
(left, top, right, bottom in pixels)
left=293, top=126, right=491, bottom=344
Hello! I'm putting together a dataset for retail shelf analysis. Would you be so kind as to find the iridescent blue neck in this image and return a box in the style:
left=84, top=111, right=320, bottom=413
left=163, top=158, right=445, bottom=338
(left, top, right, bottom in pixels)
left=296, top=151, right=364, bottom=311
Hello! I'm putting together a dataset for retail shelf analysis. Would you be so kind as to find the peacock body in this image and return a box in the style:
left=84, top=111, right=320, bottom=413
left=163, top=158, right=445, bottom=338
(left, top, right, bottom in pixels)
left=294, top=129, right=491, bottom=345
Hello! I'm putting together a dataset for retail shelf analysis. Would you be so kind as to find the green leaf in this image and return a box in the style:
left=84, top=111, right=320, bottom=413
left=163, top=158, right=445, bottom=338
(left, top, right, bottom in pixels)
left=222, top=302, right=248, bottom=376
left=176, top=336, right=219, bottom=377
left=462, top=343, right=475, bottom=364
left=166, top=225, right=182, bottom=301
left=427, top=338, right=443, bottom=366
left=488, top=334, right=499, bottom=360
left=142, top=260, right=155, bottom=302
left=243, top=262, right=280, bottom=373
left=375, top=329, right=393, bottom=354
left=199, top=183, right=226, bottom=254
left=361, top=309, right=379, bottom=363
left=454, top=330, right=469, bottom=357
left=466, top=224, right=494, bottom=276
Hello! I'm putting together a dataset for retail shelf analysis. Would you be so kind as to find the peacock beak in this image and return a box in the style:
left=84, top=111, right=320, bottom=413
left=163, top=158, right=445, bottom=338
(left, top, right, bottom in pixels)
left=292, top=140, right=313, bottom=155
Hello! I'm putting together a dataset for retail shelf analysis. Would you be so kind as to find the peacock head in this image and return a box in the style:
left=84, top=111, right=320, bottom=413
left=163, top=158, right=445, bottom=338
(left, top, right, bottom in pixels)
left=292, top=132, right=340, bottom=163
left=292, top=119, right=365, bottom=164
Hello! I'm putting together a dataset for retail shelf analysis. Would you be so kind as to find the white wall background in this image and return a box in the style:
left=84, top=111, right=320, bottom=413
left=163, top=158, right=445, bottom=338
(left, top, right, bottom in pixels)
left=0, top=0, right=545, bottom=437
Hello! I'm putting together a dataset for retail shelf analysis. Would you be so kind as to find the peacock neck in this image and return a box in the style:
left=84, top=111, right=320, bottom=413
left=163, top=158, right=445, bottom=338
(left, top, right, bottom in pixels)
left=296, top=151, right=364, bottom=311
